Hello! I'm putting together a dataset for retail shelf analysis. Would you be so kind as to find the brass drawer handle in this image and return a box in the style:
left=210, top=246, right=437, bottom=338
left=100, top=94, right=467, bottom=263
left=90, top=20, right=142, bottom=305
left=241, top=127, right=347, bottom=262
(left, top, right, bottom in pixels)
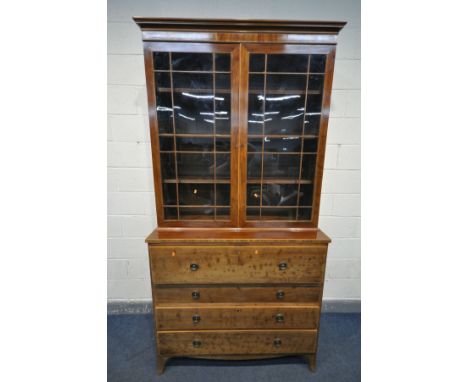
left=192, top=314, right=201, bottom=324
left=273, top=338, right=282, bottom=348
left=192, top=291, right=200, bottom=300
left=192, top=340, right=202, bottom=348
left=278, top=262, right=288, bottom=271
left=190, top=263, right=199, bottom=271
left=275, top=313, right=284, bottom=323
left=276, top=290, right=285, bottom=300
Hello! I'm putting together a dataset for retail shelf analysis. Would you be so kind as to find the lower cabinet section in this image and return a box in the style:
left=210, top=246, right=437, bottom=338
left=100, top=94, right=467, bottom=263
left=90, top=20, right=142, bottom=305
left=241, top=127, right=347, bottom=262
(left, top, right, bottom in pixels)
left=155, top=303, right=319, bottom=330
left=157, top=329, right=318, bottom=356
left=146, top=237, right=330, bottom=374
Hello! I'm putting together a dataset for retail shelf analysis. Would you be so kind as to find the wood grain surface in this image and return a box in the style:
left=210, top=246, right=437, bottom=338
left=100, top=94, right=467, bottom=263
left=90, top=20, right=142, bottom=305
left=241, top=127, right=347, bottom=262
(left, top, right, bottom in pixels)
left=157, top=329, right=317, bottom=356
left=149, top=246, right=326, bottom=284
left=153, top=285, right=322, bottom=303
left=155, top=303, right=319, bottom=330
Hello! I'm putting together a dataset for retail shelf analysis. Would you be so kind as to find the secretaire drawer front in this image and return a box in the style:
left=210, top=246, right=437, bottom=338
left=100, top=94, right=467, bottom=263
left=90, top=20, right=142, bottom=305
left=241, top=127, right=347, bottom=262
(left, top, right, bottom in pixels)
left=156, top=304, right=319, bottom=330
left=149, top=246, right=326, bottom=284
left=157, top=330, right=317, bottom=356
left=154, top=286, right=322, bottom=303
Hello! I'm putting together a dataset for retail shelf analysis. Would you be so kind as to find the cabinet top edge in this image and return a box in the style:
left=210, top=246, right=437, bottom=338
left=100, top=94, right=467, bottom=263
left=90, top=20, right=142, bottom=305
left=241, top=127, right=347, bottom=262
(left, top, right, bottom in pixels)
left=145, top=228, right=332, bottom=244
left=132, top=17, right=346, bottom=34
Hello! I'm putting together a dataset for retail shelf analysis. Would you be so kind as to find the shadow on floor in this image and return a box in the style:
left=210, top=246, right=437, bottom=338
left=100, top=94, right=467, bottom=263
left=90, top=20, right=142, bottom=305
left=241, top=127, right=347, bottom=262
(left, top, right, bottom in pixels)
left=108, top=313, right=360, bottom=382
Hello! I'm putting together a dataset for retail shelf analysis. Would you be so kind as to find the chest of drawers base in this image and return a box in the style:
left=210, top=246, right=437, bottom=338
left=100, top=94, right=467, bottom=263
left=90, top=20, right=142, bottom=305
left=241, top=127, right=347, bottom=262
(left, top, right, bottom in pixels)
left=146, top=229, right=330, bottom=375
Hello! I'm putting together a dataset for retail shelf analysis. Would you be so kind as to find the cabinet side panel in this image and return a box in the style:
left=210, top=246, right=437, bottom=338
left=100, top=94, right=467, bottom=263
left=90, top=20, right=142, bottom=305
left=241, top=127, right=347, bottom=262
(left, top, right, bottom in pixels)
left=312, top=47, right=336, bottom=226
left=143, top=43, right=165, bottom=225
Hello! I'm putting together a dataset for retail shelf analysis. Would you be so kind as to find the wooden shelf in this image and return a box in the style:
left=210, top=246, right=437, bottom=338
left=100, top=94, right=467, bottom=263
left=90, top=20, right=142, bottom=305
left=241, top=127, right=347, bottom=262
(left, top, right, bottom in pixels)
left=164, top=205, right=230, bottom=208
left=246, top=205, right=312, bottom=209
left=163, top=178, right=231, bottom=184
left=166, top=216, right=230, bottom=221
left=159, top=133, right=231, bottom=138
left=250, top=71, right=325, bottom=75
left=245, top=217, right=310, bottom=222
left=247, top=151, right=317, bottom=155
left=160, top=151, right=230, bottom=154
left=248, top=89, right=322, bottom=95
left=158, top=87, right=231, bottom=94
left=247, top=179, right=313, bottom=184
left=248, top=134, right=318, bottom=139
left=155, top=69, right=230, bottom=74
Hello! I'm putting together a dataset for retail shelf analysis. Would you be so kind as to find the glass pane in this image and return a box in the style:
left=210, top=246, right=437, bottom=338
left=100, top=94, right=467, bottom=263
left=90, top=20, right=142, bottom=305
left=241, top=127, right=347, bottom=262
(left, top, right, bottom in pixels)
left=160, top=154, right=176, bottom=179
left=216, top=184, right=230, bottom=205
left=164, top=207, right=178, bottom=219
left=304, top=114, right=321, bottom=136
left=308, top=75, right=324, bottom=92
left=264, top=95, right=305, bottom=135
left=262, top=184, right=299, bottom=206
left=159, top=136, right=174, bottom=151
left=247, top=154, right=262, bottom=179
left=215, top=54, right=230, bottom=71
left=153, top=52, right=169, bottom=70
left=177, top=153, right=213, bottom=178
left=263, top=154, right=301, bottom=179
left=215, top=73, right=230, bottom=90
left=306, top=94, right=323, bottom=113
left=267, top=54, right=308, bottom=73
left=173, top=92, right=214, bottom=134
left=172, top=73, right=213, bottom=89
left=247, top=184, right=261, bottom=206
left=155, top=72, right=171, bottom=88
left=298, top=183, right=313, bottom=206
left=215, top=154, right=230, bottom=179
left=302, top=138, right=318, bottom=153
left=179, top=183, right=214, bottom=206
left=172, top=53, right=212, bottom=71
left=155, top=92, right=173, bottom=134
left=215, top=93, right=231, bottom=135
left=266, top=74, right=307, bottom=91
left=249, top=54, right=265, bottom=72
left=247, top=94, right=264, bottom=135
left=310, top=55, right=327, bottom=73
left=162, top=183, right=177, bottom=205
left=176, top=137, right=213, bottom=152
left=301, top=154, right=316, bottom=181
left=247, top=207, right=260, bottom=219
left=262, top=208, right=297, bottom=220
left=297, top=208, right=312, bottom=220
left=264, top=136, right=301, bottom=153
left=247, top=138, right=262, bottom=153
left=216, top=138, right=230, bottom=152
left=179, top=207, right=214, bottom=220
left=249, top=74, right=264, bottom=91
left=216, top=207, right=230, bottom=220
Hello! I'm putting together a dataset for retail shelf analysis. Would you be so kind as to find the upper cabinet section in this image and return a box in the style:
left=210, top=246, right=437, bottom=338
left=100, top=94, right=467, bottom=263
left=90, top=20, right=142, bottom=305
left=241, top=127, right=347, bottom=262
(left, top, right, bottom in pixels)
left=134, top=19, right=345, bottom=228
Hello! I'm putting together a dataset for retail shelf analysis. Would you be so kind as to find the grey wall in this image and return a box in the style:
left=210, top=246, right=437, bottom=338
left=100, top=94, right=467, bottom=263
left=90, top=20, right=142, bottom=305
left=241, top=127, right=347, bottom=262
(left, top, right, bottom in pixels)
left=108, top=0, right=361, bottom=304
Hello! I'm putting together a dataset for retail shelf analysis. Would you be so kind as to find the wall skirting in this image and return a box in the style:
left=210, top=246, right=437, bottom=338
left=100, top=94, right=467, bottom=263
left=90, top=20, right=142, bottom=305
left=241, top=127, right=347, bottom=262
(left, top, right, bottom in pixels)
left=107, top=299, right=361, bottom=315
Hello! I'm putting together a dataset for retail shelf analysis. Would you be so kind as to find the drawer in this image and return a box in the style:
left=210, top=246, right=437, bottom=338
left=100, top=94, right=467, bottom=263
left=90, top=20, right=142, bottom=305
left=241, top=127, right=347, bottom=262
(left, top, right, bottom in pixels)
left=157, top=329, right=317, bottom=356
left=154, top=285, right=322, bottom=303
left=155, top=303, right=319, bottom=330
left=149, top=245, right=326, bottom=284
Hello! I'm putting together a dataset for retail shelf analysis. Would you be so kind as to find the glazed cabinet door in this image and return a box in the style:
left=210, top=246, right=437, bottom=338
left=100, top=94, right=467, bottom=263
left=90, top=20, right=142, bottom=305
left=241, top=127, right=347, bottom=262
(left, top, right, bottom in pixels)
left=143, top=43, right=240, bottom=227
left=239, top=44, right=336, bottom=227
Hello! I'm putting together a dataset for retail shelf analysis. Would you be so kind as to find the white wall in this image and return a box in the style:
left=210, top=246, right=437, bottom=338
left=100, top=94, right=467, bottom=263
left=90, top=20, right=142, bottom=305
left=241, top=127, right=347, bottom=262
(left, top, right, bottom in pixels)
left=107, top=0, right=361, bottom=302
